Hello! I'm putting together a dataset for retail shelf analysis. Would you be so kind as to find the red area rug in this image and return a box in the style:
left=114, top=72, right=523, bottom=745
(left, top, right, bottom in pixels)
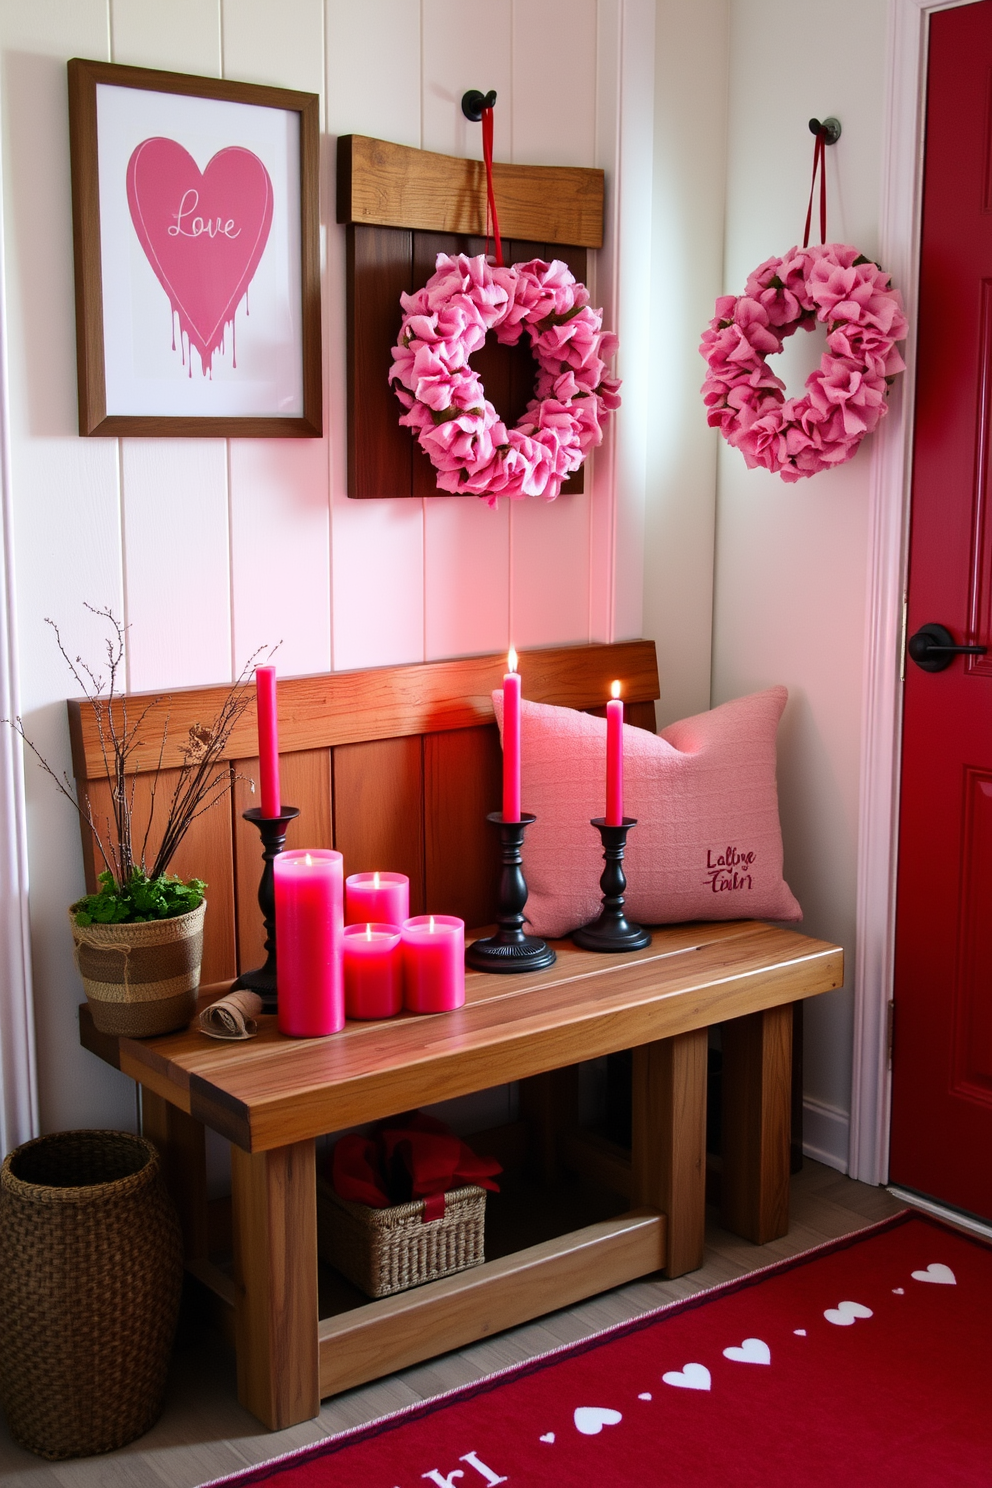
left=207, top=1213, right=991, bottom=1488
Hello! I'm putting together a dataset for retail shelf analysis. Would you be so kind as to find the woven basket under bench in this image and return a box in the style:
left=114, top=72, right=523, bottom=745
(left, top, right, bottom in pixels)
left=317, top=1177, right=487, bottom=1298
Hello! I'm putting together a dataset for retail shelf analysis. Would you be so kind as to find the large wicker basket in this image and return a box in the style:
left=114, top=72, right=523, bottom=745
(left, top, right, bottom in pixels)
left=70, top=901, right=206, bottom=1037
left=0, top=1130, right=183, bottom=1459
left=317, top=1176, right=486, bottom=1298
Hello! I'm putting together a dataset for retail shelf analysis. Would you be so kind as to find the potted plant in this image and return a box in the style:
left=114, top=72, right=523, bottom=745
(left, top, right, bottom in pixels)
left=5, top=606, right=258, bottom=1037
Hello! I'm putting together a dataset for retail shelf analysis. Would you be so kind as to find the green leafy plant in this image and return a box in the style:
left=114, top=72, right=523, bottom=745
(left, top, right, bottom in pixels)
left=4, top=605, right=268, bottom=925
left=73, top=870, right=207, bottom=925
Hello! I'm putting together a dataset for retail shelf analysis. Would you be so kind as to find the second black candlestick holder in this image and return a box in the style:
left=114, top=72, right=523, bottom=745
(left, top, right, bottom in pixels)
left=572, top=817, right=652, bottom=952
left=233, top=804, right=300, bottom=1012
left=465, top=812, right=556, bottom=973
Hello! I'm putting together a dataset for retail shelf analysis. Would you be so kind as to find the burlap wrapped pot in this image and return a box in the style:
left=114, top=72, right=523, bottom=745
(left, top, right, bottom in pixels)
left=0, top=1130, right=183, bottom=1459
left=70, top=900, right=206, bottom=1037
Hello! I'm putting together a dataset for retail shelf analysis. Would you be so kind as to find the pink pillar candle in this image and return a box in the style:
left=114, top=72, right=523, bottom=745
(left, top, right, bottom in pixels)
left=606, top=681, right=624, bottom=827
left=255, top=665, right=281, bottom=819
left=345, top=871, right=410, bottom=928
left=343, top=923, right=403, bottom=1020
left=401, top=915, right=465, bottom=1013
left=274, top=849, right=344, bottom=1037
left=502, top=648, right=521, bottom=823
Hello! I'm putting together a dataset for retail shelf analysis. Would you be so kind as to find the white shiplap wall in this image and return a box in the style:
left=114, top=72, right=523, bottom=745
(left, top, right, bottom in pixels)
left=0, top=0, right=655, bottom=1133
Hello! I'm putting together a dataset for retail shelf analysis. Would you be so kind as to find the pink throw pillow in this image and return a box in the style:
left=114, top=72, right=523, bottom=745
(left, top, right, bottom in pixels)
left=492, top=687, right=801, bottom=937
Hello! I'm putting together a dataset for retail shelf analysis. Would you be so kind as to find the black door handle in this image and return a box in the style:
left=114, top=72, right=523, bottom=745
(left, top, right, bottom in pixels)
left=907, top=622, right=988, bottom=672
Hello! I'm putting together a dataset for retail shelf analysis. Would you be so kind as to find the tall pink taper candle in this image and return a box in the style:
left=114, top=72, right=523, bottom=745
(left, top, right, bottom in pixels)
left=606, top=679, right=623, bottom=827
left=502, top=648, right=521, bottom=822
left=255, top=665, right=281, bottom=819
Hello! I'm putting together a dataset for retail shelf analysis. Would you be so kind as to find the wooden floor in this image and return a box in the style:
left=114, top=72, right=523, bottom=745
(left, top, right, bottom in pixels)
left=0, top=1160, right=903, bottom=1487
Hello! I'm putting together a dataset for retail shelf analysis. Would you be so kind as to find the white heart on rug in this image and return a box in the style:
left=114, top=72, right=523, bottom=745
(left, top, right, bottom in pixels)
left=892, top=1287, right=905, bottom=1295
left=793, top=1329, right=807, bottom=1337
left=540, top=1432, right=555, bottom=1444
left=574, top=1407, right=622, bottom=1436
left=722, top=1337, right=771, bottom=1366
left=912, top=1264, right=956, bottom=1285
left=638, top=1392, right=652, bottom=1401
left=662, top=1363, right=711, bottom=1391
left=824, top=1301, right=873, bottom=1326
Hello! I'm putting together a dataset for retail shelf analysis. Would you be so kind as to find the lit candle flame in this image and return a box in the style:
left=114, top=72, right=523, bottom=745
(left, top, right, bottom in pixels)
left=508, top=646, right=518, bottom=673
left=611, top=680, right=621, bottom=700
left=366, top=923, right=372, bottom=940
left=429, top=915, right=435, bottom=933
left=305, top=852, right=313, bottom=866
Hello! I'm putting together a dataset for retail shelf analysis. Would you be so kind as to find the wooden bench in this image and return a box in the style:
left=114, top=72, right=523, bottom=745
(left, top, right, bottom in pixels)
left=73, top=641, right=843, bottom=1430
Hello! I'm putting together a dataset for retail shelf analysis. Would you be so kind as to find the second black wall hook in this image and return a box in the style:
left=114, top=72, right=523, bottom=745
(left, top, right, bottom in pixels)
left=462, top=89, right=497, bottom=122
left=809, top=116, right=842, bottom=145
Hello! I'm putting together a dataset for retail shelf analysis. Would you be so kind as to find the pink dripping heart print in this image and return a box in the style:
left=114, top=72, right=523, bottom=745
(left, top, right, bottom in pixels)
left=126, top=137, right=273, bottom=375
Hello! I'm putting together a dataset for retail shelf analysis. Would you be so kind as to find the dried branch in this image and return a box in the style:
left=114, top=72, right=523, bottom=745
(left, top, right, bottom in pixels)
left=4, top=608, right=272, bottom=893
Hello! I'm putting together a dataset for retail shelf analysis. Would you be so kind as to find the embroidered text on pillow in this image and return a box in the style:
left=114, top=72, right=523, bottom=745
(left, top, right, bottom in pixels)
left=705, top=847, right=756, bottom=894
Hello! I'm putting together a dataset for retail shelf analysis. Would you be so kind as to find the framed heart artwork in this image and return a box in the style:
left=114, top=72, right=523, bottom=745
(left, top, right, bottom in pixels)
left=67, top=59, right=321, bottom=436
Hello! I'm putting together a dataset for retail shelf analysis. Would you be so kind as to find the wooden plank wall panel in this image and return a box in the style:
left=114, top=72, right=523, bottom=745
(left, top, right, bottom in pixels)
left=352, top=230, right=589, bottom=504
left=121, top=442, right=232, bottom=691
left=511, top=239, right=590, bottom=645
left=325, top=0, right=426, bottom=674
left=424, top=725, right=502, bottom=927
left=347, top=225, right=413, bottom=500
left=81, top=772, right=237, bottom=984
left=232, top=749, right=334, bottom=973
left=221, top=0, right=330, bottom=679
left=332, top=736, right=425, bottom=914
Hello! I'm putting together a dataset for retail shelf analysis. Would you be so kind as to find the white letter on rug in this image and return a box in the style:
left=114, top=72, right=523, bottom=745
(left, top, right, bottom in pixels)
left=459, top=1452, right=509, bottom=1484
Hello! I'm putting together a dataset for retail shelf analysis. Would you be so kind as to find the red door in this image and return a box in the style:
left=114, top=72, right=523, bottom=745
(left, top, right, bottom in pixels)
left=891, top=0, right=992, bottom=1221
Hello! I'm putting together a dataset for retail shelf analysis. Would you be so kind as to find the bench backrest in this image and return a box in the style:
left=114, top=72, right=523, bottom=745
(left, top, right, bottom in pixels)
left=68, top=640, right=660, bottom=984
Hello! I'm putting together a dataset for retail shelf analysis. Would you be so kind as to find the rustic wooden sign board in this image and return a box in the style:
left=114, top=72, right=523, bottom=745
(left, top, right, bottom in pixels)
left=336, top=135, right=605, bottom=500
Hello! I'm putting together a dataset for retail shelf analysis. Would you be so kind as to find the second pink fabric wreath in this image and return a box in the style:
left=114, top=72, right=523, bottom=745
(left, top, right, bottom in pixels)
left=700, top=244, right=908, bottom=482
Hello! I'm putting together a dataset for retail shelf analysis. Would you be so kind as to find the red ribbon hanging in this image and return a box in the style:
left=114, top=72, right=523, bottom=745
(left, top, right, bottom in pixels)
left=802, top=127, right=828, bottom=248
left=481, top=105, right=504, bottom=267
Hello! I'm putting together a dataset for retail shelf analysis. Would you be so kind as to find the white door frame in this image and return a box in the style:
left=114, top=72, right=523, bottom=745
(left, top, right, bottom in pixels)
left=850, top=0, right=983, bottom=1185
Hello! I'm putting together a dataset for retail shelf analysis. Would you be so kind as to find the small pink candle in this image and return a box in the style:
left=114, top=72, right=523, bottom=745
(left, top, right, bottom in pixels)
left=606, top=680, right=624, bottom=827
left=255, top=665, right=281, bottom=819
left=502, top=647, right=521, bottom=822
left=343, top=923, right=403, bottom=1020
left=274, top=849, right=344, bottom=1037
left=345, top=872, right=410, bottom=928
left=401, top=915, right=465, bottom=1013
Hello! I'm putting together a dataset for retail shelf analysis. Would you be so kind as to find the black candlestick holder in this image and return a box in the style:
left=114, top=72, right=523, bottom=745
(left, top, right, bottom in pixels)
left=572, top=817, right=652, bottom=952
left=465, top=812, right=556, bottom=973
left=233, top=805, right=300, bottom=1012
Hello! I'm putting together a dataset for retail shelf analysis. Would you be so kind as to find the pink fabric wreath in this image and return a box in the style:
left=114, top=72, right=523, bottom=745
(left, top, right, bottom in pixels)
left=700, top=244, right=908, bottom=483
left=390, top=253, right=621, bottom=506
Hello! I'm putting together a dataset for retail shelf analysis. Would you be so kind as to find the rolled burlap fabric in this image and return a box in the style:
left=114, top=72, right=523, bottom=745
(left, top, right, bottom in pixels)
left=198, top=990, right=263, bottom=1040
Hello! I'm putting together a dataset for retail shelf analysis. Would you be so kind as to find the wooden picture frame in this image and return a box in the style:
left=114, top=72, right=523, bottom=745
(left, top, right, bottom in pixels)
left=67, top=58, right=321, bottom=438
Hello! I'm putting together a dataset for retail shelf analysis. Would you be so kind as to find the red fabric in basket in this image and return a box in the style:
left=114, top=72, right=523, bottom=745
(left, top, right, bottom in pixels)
left=331, top=1111, right=501, bottom=1209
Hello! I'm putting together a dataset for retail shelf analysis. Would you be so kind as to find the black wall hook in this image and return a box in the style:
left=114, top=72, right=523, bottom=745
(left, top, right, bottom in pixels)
left=462, top=89, right=497, bottom=122
left=809, top=116, right=842, bottom=145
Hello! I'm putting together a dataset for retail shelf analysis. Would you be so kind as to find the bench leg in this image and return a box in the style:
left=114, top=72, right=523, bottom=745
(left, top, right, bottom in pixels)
left=141, top=1088, right=208, bottom=1263
left=231, top=1139, right=319, bottom=1429
left=631, top=1030, right=708, bottom=1278
left=721, top=1003, right=792, bottom=1244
